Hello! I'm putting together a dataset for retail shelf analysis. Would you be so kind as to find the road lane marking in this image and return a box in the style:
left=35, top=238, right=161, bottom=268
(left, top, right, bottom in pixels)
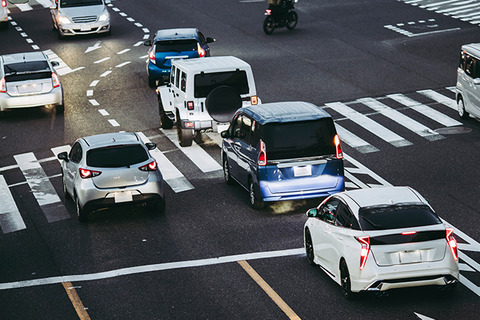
left=417, top=89, right=456, bottom=110
left=238, top=260, right=301, bottom=320
left=334, top=124, right=379, bottom=154
left=62, top=282, right=91, bottom=320
left=0, top=175, right=26, bottom=234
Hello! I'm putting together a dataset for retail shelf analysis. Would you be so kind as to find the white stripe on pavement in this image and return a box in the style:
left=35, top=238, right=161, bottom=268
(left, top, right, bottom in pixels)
left=0, top=175, right=26, bottom=234
left=334, top=124, right=379, bottom=153
left=418, top=89, right=457, bottom=110
left=36, top=0, right=54, bottom=8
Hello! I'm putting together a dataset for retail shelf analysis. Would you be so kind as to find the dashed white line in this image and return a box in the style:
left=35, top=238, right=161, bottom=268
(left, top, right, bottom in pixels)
left=116, top=61, right=131, bottom=68
left=98, top=109, right=109, bottom=116
left=100, top=70, right=112, bottom=77
left=94, top=57, right=111, bottom=64
left=117, top=49, right=130, bottom=55
left=89, top=99, right=99, bottom=106
left=86, top=90, right=94, bottom=97
left=108, top=119, right=120, bottom=127
left=89, top=80, right=100, bottom=87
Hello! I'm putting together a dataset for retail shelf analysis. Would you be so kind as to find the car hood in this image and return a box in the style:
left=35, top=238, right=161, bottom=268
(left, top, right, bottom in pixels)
left=59, top=5, right=106, bottom=18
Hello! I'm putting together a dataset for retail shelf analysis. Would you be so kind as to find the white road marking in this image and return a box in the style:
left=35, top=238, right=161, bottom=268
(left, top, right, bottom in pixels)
left=0, top=175, right=26, bottom=234
left=117, top=49, right=130, bottom=55
left=334, top=124, right=379, bottom=153
left=89, top=80, right=99, bottom=87
left=94, top=57, right=110, bottom=64
left=85, top=41, right=102, bottom=53
left=36, top=0, right=54, bottom=8
left=98, top=109, right=109, bottom=116
left=134, top=23, right=143, bottom=27
left=15, top=3, right=33, bottom=11
left=100, top=70, right=112, bottom=77
left=417, top=89, right=457, bottom=110
left=86, top=90, right=93, bottom=97
left=116, top=61, right=131, bottom=68
left=108, top=119, right=120, bottom=127
left=51, top=146, right=71, bottom=164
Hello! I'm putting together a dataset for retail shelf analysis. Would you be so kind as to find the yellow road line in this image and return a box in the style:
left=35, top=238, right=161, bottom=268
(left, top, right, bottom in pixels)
left=238, top=260, right=301, bottom=320
left=62, top=282, right=91, bottom=320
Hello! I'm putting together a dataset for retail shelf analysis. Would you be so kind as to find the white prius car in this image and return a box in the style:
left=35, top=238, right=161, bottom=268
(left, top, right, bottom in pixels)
left=304, top=186, right=459, bottom=299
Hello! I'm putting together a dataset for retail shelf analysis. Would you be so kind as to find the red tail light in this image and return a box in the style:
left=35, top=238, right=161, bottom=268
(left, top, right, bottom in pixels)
left=258, top=139, right=267, bottom=166
left=1, top=0, right=6, bottom=8
left=355, top=236, right=370, bottom=270
left=187, top=101, right=194, bottom=110
left=0, top=77, right=6, bottom=93
left=265, top=9, right=272, bottom=15
left=140, top=160, right=157, bottom=171
left=250, top=96, right=258, bottom=105
left=149, top=50, right=156, bottom=64
left=446, top=228, right=458, bottom=261
left=197, top=43, right=205, bottom=57
left=79, top=168, right=101, bottom=179
left=52, top=73, right=60, bottom=88
left=334, top=134, right=343, bottom=159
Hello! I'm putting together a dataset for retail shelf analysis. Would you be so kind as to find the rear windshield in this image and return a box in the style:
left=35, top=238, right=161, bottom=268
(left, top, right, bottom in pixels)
left=194, top=70, right=249, bottom=98
left=4, top=61, right=51, bottom=82
left=155, top=40, right=198, bottom=53
left=60, top=0, right=104, bottom=7
left=86, top=145, right=148, bottom=168
left=262, top=118, right=337, bottom=160
left=358, top=204, right=442, bottom=231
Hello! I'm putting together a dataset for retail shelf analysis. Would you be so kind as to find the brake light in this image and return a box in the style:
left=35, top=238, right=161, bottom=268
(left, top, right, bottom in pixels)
left=79, top=168, right=101, bottom=179
left=139, top=160, right=157, bottom=171
left=52, top=73, right=60, bottom=88
left=265, top=9, right=272, bottom=15
left=355, top=236, right=370, bottom=270
left=0, top=77, right=6, bottom=93
left=2, top=0, right=6, bottom=8
left=251, top=96, right=258, bottom=105
left=334, top=134, right=343, bottom=159
left=185, top=121, right=194, bottom=128
left=149, top=49, right=156, bottom=64
left=446, top=228, right=458, bottom=261
left=258, top=139, right=267, bottom=166
left=197, top=43, right=205, bottom=57
left=401, top=231, right=417, bottom=235
left=187, top=101, right=194, bottom=110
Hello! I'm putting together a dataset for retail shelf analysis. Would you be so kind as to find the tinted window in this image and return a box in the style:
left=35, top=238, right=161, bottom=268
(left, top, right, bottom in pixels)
left=4, top=61, right=51, bottom=82
left=262, top=118, right=337, bottom=160
left=60, top=0, right=103, bottom=7
left=319, top=198, right=339, bottom=225
left=358, top=204, right=442, bottom=231
left=194, top=70, right=249, bottom=98
left=181, top=72, right=187, bottom=92
left=87, top=145, right=149, bottom=168
left=336, top=204, right=361, bottom=230
left=69, top=142, right=83, bottom=163
left=155, top=40, right=197, bottom=53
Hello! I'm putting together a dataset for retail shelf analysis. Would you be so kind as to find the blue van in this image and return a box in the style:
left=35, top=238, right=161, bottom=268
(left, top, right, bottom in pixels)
left=221, top=101, right=345, bottom=209
left=143, top=28, right=215, bottom=88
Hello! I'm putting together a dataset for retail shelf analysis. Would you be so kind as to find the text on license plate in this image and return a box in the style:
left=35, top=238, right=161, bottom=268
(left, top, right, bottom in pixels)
left=114, top=191, right=133, bottom=203
left=293, top=166, right=312, bottom=177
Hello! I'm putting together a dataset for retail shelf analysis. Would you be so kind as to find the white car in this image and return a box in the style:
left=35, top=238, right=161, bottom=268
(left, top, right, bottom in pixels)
left=1, top=0, right=8, bottom=29
left=50, top=0, right=110, bottom=38
left=304, top=186, right=459, bottom=298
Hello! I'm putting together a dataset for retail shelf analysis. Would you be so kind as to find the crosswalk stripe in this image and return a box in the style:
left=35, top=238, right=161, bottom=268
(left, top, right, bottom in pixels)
left=417, top=89, right=457, bottom=110
left=357, top=97, right=444, bottom=141
left=387, top=94, right=463, bottom=127
left=136, top=132, right=194, bottom=193
left=325, top=102, right=412, bottom=148
left=334, top=124, right=379, bottom=153
left=13, top=153, right=70, bottom=223
left=161, top=130, right=222, bottom=173
left=0, top=175, right=26, bottom=234
left=36, top=0, right=54, bottom=8
left=43, top=50, right=74, bottom=76
left=14, top=3, right=33, bottom=11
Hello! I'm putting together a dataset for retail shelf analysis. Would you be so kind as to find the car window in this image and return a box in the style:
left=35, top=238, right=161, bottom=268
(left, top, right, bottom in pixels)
left=194, top=70, right=249, bottom=98
left=358, top=204, right=442, bottom=231
left=86, top=145, right=149, bottom=168
left=251, top=120, right=260, bottom=148
left=170, top=66, right=176, bottom=84
left=175, top=68, right=180, bottom=88
left=60, top=0, right=103, bottom=7
left=69, top=142, right=83, bottom=164
left=181, top=72, right=187, bottom=92
left=155, top=40, right=197, bottom=53
left=319, top=198, right=339, bottom=225
left=232, top=115, right=246, bottom=140
left=459, top=51, right=466, bottom=71
left=335, top=203, right=361, bottom=230
left=198, top=32, right=206, bottom=45
left=3, top=61, right=52, bottom=82
left=262, top=118, right=337, bottom=160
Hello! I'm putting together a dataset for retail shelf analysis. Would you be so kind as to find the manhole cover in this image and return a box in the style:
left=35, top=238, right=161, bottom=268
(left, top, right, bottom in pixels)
left=434, top=126, right=472, bottom=135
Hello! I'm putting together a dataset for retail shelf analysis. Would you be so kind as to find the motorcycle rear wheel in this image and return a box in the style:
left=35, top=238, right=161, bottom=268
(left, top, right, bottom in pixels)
left=286, top=11, right=298, bottom=30
left=263, top=16, right=275, bottom=35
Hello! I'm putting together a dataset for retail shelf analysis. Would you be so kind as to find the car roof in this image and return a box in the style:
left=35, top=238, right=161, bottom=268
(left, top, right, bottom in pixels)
left=238, top=101, right=332, bottom=125
left=81, top=132, right=141, bottom=148
left=1, top=51, right=48, bottom=65
left=154, top=28, right=199, bottom=42
left=172, top=56, right=251, bottom=73
left=339, top=186, right=426, bottom=209
left=461, top=43, right=480, bottom=60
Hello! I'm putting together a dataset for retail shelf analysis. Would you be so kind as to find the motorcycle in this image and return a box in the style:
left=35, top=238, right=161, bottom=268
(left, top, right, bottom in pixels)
left=263, top=0, right=298, bottom=35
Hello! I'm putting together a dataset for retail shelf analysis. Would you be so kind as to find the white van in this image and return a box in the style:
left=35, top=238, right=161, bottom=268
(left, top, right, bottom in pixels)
left=50, top=0, right=110, bottom=38
left=456, top=43, right=480, bottom=119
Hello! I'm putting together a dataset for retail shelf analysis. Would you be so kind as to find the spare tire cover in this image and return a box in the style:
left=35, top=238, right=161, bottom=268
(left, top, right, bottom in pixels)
left=205, top=85, right=242, bottom=123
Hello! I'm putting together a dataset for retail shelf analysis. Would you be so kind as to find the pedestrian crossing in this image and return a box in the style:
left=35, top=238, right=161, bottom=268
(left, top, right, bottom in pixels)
left=399, top=0, right=480, bottom=26
left=0, top=86, right=468, bottom=234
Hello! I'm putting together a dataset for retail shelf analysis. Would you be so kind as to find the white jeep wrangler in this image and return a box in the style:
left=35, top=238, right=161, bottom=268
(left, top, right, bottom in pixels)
left=156, top=56, right=260, bottom=147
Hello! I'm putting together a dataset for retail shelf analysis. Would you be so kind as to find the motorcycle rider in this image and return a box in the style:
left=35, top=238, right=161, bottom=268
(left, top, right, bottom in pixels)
left=268, top=0, right=288, bottom=22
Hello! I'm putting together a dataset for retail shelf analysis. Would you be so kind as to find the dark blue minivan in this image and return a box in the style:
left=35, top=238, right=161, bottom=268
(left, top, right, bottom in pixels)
left=144, top=28, right=215, bottom=88
left=221, top=101, right=345, bottom=209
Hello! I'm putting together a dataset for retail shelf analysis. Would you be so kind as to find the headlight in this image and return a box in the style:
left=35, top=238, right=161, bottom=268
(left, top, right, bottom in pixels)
left=98, top=11, right=109, bottom=22
left=57, top=15, right=72, bottom=25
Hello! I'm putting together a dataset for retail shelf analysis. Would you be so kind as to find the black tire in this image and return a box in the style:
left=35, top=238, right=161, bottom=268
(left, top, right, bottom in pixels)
left=263, top=16, right=275, bottom=35
left=305, top=229, right=316, bottom=265
left=457, top=98, right=469, bottom=119
left=55, top=104, right=64, bottom=114
left=340, top=260, right=355, bottom=299
left=148, top=77, right=156, bottom=88
left=177, top=126, right=193, bottom=147
left=286, top=11, right=298, bottom=30
left=249, top=179, right=264, bottom=209
left=75, top=196, right=88, bottom=222
left=158, top=99, right=173, bottom=129
left=223, top=156, right=234, bottom=185
left=151, top=197, right=166, bottom=214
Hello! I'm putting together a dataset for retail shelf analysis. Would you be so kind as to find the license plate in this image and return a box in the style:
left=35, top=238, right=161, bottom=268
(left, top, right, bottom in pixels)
left=293, top=166, right=312, bottom=177
left=80, top=25, right=90, bottom=31
left=399, top=250, right=421, bottom=264
left=114, top=191, right=133, bottom=203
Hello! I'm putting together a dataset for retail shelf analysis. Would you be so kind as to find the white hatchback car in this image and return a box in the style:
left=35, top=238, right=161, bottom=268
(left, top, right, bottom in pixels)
left=304, top=186, right=459, bottom=298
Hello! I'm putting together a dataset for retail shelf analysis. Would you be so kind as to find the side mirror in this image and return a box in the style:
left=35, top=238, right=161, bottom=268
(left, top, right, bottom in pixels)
left=306, top=208, right=318, bottom=218
left=221, top=130, right=230, bottom=139
left=144, top=40, right=152, bottom=47
left=206, top=37, right=216, bottom=44
left=145, top=142, right=156, bottom=150
left=57, top=151, right=68, bottom=162
left=51, top=61, right=60, bottom=67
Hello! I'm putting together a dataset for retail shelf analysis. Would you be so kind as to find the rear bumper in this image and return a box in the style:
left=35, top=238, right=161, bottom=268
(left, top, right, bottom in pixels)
left=0, top=88, right=63, bottom=111
left=259, top=177, right=345, bottom=201
left=147, top=63, right=170, bottom=82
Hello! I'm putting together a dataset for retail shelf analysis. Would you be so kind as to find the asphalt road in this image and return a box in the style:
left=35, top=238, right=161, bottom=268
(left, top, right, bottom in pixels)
left=1, top=0, right=480, bottom=319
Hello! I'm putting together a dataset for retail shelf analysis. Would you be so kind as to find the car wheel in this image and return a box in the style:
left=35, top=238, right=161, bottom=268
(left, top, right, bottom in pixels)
left=151, top=197, right=166, bottom=214
left=249, top=179, right=264, bottom=209
left=286, top=11, right=298, bottom=30
left=263, top=16, right=275, bottom=35
left=56, top=104, right=64, bottom=114
left=340, top=260, right=355, bottom=299
left=223, top=157, right=233, bottom=185
left=177, top=126, right=193, bottom=147
left=159, top=99, right=173, bottom=129
left=305, top=230, right=316, bottom=265
left=457, top=98, right=469, bottom=119
left=75, top=196, right=88, bottom=222
left=148, top=77, right=156, bottom=88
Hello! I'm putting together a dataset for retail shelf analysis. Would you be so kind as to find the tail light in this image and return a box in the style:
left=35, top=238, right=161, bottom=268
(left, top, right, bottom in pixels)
left=334, top=134, right=343, bottom=159
left=52, top=73, right=60, bottom=88
left=250, top=96, right=258, bottom=105
left=0, top=77, right=6, bottom=93
left=139, top=160, right=157, bottom=171
left=197, top=43, right=205, bottom=57
left=258, top=139, right=267, bottom=166
left=79, top=168, right=101, bottom=179
left=355, top=236, right=370, bottom=270
left=1, top=0, right=6, bottom=8
left=148, top=49, right=156, bottom=64
left=265, top=9, right=272, bottom=15
left=446, top=228, right=458, bottom=261
left=187, top=101, right=194, bottom=110
left=185, top=121, right=194, bottom=128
